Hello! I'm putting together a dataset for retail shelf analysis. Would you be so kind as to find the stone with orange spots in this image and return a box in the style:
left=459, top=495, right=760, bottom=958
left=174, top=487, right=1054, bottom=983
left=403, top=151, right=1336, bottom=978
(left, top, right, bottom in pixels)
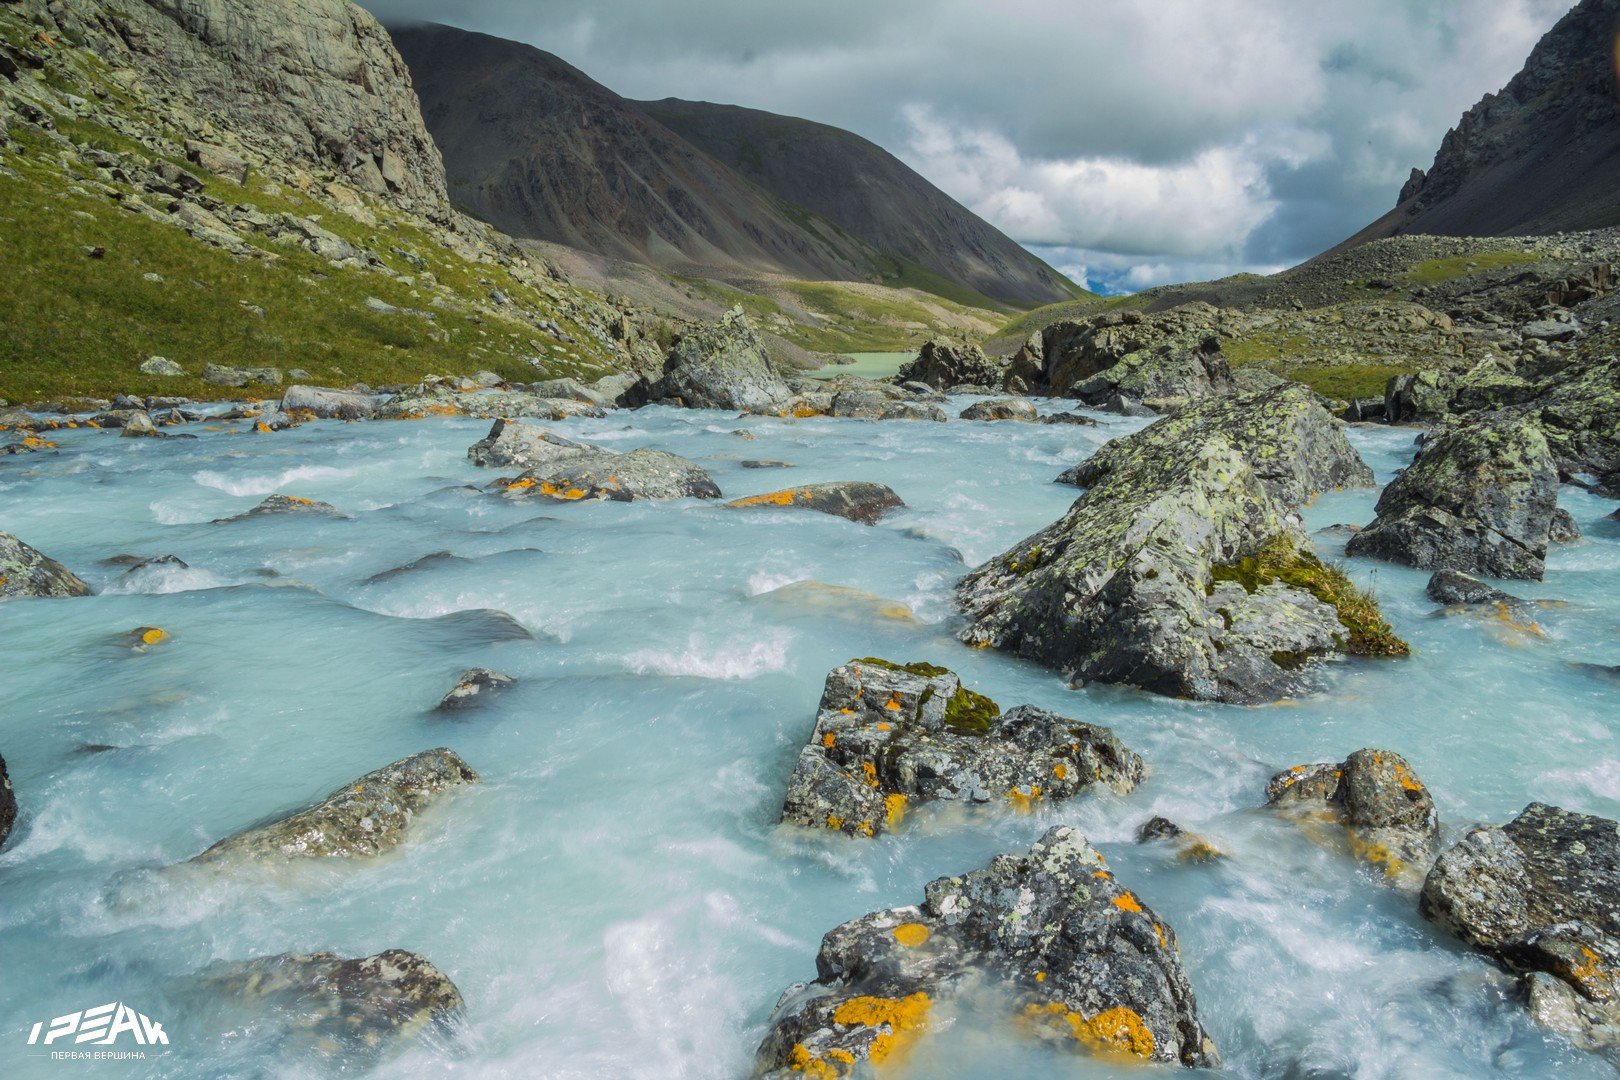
left=213, top=493, right=348, bottom=523
left=725, top=481, right=903, bottom=525
left=1266, top=748, right=1439, bottom=883
left=1423, top=802, right=1620, bottom=1050
left=755, top=826, right=1218, bottom=1074
left=499, top=447, right=720, bottom=503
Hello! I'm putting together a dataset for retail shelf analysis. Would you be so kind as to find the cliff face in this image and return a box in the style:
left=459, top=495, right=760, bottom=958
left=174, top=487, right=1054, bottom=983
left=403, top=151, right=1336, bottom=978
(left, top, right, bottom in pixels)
left=1349, top=0, right=1620, bottom=243
left=637, top=99, right=1079, bottom=307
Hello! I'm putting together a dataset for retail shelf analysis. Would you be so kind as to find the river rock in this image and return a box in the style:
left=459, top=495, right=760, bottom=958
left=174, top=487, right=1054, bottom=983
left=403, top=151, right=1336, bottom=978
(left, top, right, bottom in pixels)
left=1550, top=507, right=1582, bottom=544
left=828, top=389, right=947, bottom=422
left=467, top=419, right=597, bottom=471
left=1346, top=414, right=1557, bottom=579
left=1266, top=748, right=1440, bottom=883
left=780, top=659, right=1141, bottom=838
left=437, top=668, right=512, bottom=710
left=656, top=307, right=790, bottom=412
left=0, top=532, right=92, bottom=599
left=380, top=378, right=605, bottom=421
left=1042, top=303, right=1240, bottom=409
left=1426, top=569, right=1523, bottom=607
left=1041, top=411, right=1098, bottom=426
left=1529, top=355, right=1620, bottom=494
left=726, top=481, right=903, bottom=524
left=0, top=752, right=15, bottom=850
left=1421, top=803, right=1620, bottom=1050
left=281, top=385, right=376, bottom=420
left=894, top=338, right=1003, bottom=390
left=959, top=397, right=1038, bottom=422
left=192, top=748, right=479, bottom=862
left=190, top=950, right=463, bottom=1068
left=498, top=448, right=720, bottom=502
left=755, top=826, right=1220, bottom=1074
left=961, top=388, right=1401, bottom=703
left=213, top=494, right=347, bottom=522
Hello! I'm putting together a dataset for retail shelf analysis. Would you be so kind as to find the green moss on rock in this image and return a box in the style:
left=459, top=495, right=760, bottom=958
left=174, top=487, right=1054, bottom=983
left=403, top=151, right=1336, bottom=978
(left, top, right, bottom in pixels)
left=853, top=658, right=1001, bottom=734
left=1211, top=538, right=1409, bottom=658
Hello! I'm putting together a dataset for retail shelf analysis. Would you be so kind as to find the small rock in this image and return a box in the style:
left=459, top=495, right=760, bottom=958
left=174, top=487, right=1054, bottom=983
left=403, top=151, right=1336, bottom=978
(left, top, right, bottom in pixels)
left=281, top=385, right=376, bottom=420
left=202, top=363, right=283, bottom=387
left=1040, top=411, right=1098, bottom=426
left=1267, top=748, right=1439, bottom=884
left=959, top=397, right=1038, bottom=422
left=740, top=460, right=792, bottom=469
left=212, top=494, right=346, bottom=523
left=1426, top=569, right=1523, bottom=607
left=0, top=752, right=15, bottom=850
left=1549, top=507, right=1581, bottom=544
left=726, top=481, right=903, bottom=525
left=139, top=355, right=185, bottom=377
left=437, top=668, right=513, bottom=710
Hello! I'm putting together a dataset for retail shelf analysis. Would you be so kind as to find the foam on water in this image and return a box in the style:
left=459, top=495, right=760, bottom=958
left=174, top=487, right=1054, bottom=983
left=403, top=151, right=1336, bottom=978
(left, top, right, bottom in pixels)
left=0, top=401, right=1617, bottom=1078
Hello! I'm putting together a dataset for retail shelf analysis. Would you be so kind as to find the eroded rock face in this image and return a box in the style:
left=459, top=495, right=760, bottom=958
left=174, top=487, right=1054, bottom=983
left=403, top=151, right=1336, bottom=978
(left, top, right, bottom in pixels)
left=1267, top=748, right=1440, bottom=884
left=1346, top=415, right=1558, bottom=579
left=0, top=752, right=16, bottom=850
left=0, top=532, right=92, bottom=599
left=281, top=385, right=376, bottom=420
left=496, top=448, right=721, bottom=502
left=466, top=419, right=598, bottom=471
left=779, top=660, right=1141, bottom=837
left=726, top=481, right=903, bottom=524
left=959, top=397, right=1038, bottom=422
left=961, top=388, right=1400, bottom=703
left=895, top=338, right=1003, bottom=390
left=190, top=949, right=463, bottom=1068
left=656, top=308, right=791, bottom=412
left=192, top=748, right=479, bottom=862
left=1421, top=803, right=1620, bottom=1050
left=755, top=826, right=1220, bottom=1075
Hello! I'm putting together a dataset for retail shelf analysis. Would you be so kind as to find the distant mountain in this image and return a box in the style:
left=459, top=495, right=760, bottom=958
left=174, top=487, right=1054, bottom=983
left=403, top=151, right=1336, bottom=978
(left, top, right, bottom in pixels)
left=1347, top=0, right=1620, bottom=244
left=387, top=23, right=1077, bottom=308
left=635, top=99, right=1081, bottom=307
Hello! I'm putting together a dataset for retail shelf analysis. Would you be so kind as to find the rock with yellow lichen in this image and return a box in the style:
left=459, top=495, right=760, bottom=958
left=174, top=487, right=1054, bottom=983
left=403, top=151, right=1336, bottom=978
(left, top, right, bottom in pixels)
left=726, top=481, right=904, bottom=525
left=754, top=825, right=1219, bottom=1075
left=496, top=446, right=720, bottom=503
left=467, top=418, right=600, bottom=471
left=190, top=748, right=479, bottom=863
left=212, top=493, right=348, bottom=523
left=779, top=659, right=1141, bottom=839
left=1266, top=748, right=1439, bottom=884
left=1421, top=802, right=1620, bottom=1052
left=0, top=531, right=92, bottom=599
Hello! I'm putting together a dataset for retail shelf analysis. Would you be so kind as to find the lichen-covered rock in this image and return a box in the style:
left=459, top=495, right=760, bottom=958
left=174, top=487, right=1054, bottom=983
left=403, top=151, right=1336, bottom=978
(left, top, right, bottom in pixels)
left=1041, top=303, right=1241, bottom=410
left=281, top=385, right=376, bottom=420
left=959, top=397, right=1038, bottom=422
left=0, top=532, right=92, bottom=599
left=213, top=494, right=347, bottom=523
left=192, top=748, right=478, bottom=862
left=437, top=668, right=512, bottom=710
left=755, top=826, right=1219, bottom=1075
left=1346, top=415, right=1558, bottom=579
left=202, top=363, right=283, bottom=387
left=189, top=950, right=463, bottom=1068
left=780, top=659, right=1141, bottom=838
left=656, top=307, right=791, bottom=412
left=1267, top=748, right=1439, bottom=883
left=1550, top=507, right=1582, bottom=544
left=1420, top=803, right=1620, bottom=1050
left=497, top=448, right=720, bottom=502
left=1426, top=569, right=1524, bottom=607
left=726, top=481, right=903, bottom=525
left=828, top=389, right=947, bottom=422
left=961, top=388, right=1401, bottom=703
left=1528, top=355, right=1620, bottom=494
left=894, top=338, right=1003, bottom=390
left=380, top=379, right=605, bottom=421
left=0, top=752, right=16, bottom=850
left=466, top=419, right=598, bottom=471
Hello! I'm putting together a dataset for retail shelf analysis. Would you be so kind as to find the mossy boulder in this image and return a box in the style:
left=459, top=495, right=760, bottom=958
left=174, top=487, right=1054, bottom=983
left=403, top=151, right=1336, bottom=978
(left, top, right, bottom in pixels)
left=779, top=659, right=1141, bottom=838
left=0, top=531, right=91, bottom=599
left=962, top=388, right=1398, bottom=703
left=656, top=307, right=792, bottom=412
left=1267, top=748, right=1439, bottom=886
left=755, top=826, right=1219, bottom=1075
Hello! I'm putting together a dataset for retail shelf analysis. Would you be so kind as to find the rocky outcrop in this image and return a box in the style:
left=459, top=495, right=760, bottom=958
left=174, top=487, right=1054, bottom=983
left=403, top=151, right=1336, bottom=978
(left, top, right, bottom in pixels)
left=961, top=388, right=1400, bottom=703
left=959, top=397, right=1037, bottom=422
left=1040, top=303, right=1241, bottom=409
left=281, top=385, right=376, bottom=421
left=726, top=482, right=903, bottom=525
left=0, top=752, right=15, bottom=850
left=213, top=494, right=346, bottom=523
left=1266, top=749, right=1440, bottom=884
left=467, top=420, right=598, bottom=471
left=1530, top=355, right=1620, bottom=494
left=437, top=668, right=512, bottom=710
left=496, top=448, right=720, bottom=502
left=190, top=949, right=463, bottom=1068
left=192, top=749, right=479, bottom=862
left=1421, top=802, right=1620, bottom=1050
left=779, top=659, right=1142, bottom=837
left=755, top=826, right=1220, bottom=1074
left=1426, top=569, right=1524, bottom=607
left=1346, top=415, right=1558, bottom=579
left=894, top=338, right=1002, bottom=390
left=0, top=532, right=92, bottom=599
left=655, top=308, right=791, bottom=412
left=380, top=379, right=605, bottom=422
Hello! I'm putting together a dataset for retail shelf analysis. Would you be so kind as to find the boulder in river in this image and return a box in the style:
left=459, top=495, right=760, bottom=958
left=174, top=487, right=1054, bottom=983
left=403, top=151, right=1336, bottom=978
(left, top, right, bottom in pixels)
left=281, top=384, right=377, bottom=420
left=726, top=481, right=903, bottom=525
left=656, top=307, right=791, bottom=412
left=437, top=668, right=512, bottom=710
left=1550, top=507, right=1582, bottom=545
left=960, top=388, right=1402, bottom=703
left=959, top=397, right=1038, bottom=422
left=0, top=532, right=92, bottom=599
left=1421, top=803, right=1620, bottom=1050
left=1425, top=569, right=1524, bottom=607
left=0, top=752, right=15, bottom=850
left=467, top=419, right=598, bottom=471
left=1346, top=415, right=1558, bottom=580
left=192, top=748, right=479, bottom=862
left=828, top=388, right=947, bottom=422
left=779, top=659, right=1141, bottom=837
left=498, top=447, right=721, bottom=502
left=1266, top=748, right=1440, bottom=884
left=213, top=494, right=347, bottom=523
left=190, top=949, right=463, bottom=1067
left=755, top=825, right=1220, bottom=1074
left=894, top=337, right=1003, bottom=390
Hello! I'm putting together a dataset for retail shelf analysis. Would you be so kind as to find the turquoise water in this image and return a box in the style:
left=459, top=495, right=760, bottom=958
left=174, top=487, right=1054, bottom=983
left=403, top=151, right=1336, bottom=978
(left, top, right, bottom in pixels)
left=0, top=402, right=1617, bottom=1078
left=805, top=352, right=914, bottom=381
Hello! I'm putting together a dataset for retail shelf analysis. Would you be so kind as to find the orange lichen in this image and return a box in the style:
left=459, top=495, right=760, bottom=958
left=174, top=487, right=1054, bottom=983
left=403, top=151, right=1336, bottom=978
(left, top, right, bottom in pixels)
left=1091, top=869, right=1112, bottom=880
left=136, top=628, right=168, bottom=646
left=538, top=481, right=589, bottom=500
left=884, top=793, right=907, bottom=827
left=822, top=732, right=836, bottom=748
left=1053, top=763, right=1069, bottom=780
left=1111, top=892, right=1143, bottom=914
left=1007, top=786, right=1042, bottom=813
left=504, top=477, right=538, bottom=492
left=891, top=923, right=931, bottom=948
left=830, top=993, right=932, bottom=1065
left=787, top=1043, right=855, bottom=1078
left=731, top=489, right=806, bottom=508
left=874, top=723, right=891, bottom=732
left=1021, top=1001, right=1156, bottom=1060
left=825, top=815, right=844, bottom=831
left=861, top=762, right=879, bottom=788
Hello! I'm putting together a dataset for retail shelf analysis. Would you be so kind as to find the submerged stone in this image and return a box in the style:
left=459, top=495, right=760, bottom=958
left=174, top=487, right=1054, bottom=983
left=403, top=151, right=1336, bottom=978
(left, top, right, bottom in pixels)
left=755, top=826, right=1219, bottom=1074
left=1425, top=569, right=1524, bottom=607
left=192, top=748, right=479, bottom=862
left=726, top=481, right=903, bottom=525
left=437, top=668, right=513, bottom=710
left=1267, top=748, right=1440, bottom=885
left=779, top=659, right=1141, bottom=837
left=0, top=532, right=92, bottom=599
left=213, top=494, right=347, bottom=523
left=959, top=397, right=1038, bottom=422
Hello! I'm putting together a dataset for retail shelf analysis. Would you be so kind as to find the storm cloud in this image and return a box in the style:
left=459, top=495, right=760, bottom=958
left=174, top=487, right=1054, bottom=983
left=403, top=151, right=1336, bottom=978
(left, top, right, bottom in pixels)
left=359, top=0, right=1570, bottom=292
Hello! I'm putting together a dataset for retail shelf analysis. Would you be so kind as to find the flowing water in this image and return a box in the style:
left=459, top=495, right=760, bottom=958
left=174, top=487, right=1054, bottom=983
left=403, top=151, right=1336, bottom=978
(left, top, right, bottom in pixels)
left=1, top=399, right=1617, bottom=1079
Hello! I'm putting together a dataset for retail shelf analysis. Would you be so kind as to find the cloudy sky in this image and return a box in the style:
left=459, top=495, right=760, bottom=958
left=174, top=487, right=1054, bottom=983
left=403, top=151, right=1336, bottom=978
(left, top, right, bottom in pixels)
left=361, top=0, right=1570, bottom=293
